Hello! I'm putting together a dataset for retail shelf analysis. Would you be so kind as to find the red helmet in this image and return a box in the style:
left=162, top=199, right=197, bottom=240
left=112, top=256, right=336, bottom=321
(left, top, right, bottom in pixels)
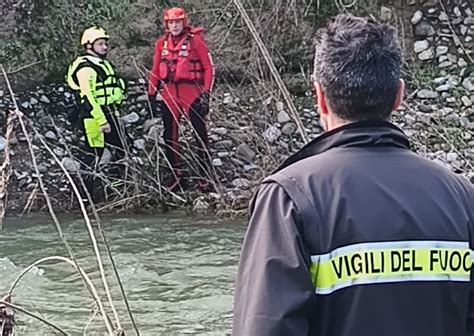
left=163, top=7, right=189, bottom=28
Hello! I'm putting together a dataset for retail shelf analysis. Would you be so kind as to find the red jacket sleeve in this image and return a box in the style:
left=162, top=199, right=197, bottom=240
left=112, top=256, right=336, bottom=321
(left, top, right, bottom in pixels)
left=192, top=33, right=215, bottom=93
left=147, top=37, right=164, bottom=96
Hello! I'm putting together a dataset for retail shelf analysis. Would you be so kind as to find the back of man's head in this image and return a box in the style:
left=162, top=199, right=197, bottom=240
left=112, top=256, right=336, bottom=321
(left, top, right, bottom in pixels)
left=313, top=14, right=402, bottom=121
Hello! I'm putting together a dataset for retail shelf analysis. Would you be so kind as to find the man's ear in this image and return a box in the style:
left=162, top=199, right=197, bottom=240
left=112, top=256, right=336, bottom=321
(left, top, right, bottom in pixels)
left=392, top=79, right=405, bottom=111
left=315, top=81, right=329, bottom=116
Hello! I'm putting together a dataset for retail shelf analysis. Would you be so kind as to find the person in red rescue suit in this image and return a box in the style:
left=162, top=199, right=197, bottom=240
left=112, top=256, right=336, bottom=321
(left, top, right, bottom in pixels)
left=147, top=7, right=215, bottom=191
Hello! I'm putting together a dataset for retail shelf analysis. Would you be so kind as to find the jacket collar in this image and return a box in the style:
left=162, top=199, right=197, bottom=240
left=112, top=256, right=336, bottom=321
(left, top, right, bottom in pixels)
left=276, top=120, right=410, bottom=172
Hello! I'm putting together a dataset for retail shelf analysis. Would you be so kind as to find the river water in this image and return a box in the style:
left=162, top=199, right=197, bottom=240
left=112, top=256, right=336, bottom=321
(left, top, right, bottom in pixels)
left=0, top=213, right=246, bottom=335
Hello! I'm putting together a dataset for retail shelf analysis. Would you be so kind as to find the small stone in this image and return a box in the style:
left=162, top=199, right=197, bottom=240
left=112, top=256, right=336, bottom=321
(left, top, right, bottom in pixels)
left=438, top=61, right=453, bottom=68
left=415, top=23, right=435, bottom=37
left=277, top=111, right=291, bottom=123
left=29, top=97, right=38, bottom=105
left=461, top=96, right=472, bottom=107
left=0, top=90, right=4, bottom=98
left=53, top=147, right=65, bottom=157
left=458, top=58, right=468, bottom=68
left=217, top=151, right=230, bottom=158
left=447, top=75, right=461, bottom=86
left=243, top=163, right=257, bottom=172
left=143, top=118, right=160, bottom=132
left=464, top=17, right=474, bottom=25
left=212, top=158, right=223, bottom=167
left=121, top=112, right=140, bottom=124
left=215, top=140, right=233, bottom=149
left=21, top=102, right=29, bottom=109
left=39, top=95, right=50, bottom=104
left=418, top=48, right=435, bottom=60
left=435, top=46, right=448, bottom=56
left=414, top=40, right=430, bottom=53
left=460, top=25, right=468, bottom=36
left=235, top=143, right=256, bottom=162
left=211, top=127, right=228, bottom=135
left=417, top=89, right=439, bottom=99
left=459, top=117, right=470, bottom=128
left=418, top=105, right=432, bottom=113
left=436, top=84, right=451, bottom=92
left=264, top=125, right=281, bottom=143
left=275, top=101, right=284, bottom=111
left=38, top=164, right=48, bottom=174
left=147, top=125, right=162, bottom=140
left=99, top=148, right=112, bottom=165
left=232, top=178, right=251, bottom=189
left=136, top=94, right=148, bottom=102
left=133, top=139, right=146, bottom=150
left=427, top=7, right=436, bottom=14
left=446, top=152, right=458, bottom=162
left=380, top=6, right=392, bottom=21
left=447, top=54, right=457, bottom=63
left=453, top=6, right=461, bottom=17
left=45, top=131, right=57, bottom=140
left=61, top=157, right=81, bottom=172
left=462, top=78, right=474, bottom=92
left=411, top=10, right=423, bottom=25
left=0, top=136, right=5, bottom=151
left=223, top=96, right=233, bottom=105
left=433, top=76, right=447, bottom=85
left=438, top=12, right=448, bottom=21
left=281, top=123, right=297, bottom=135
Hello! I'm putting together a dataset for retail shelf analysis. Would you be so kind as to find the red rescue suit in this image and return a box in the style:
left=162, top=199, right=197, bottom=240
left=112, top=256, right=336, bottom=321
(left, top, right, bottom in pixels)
left=148, top=27, right=215, bottom=184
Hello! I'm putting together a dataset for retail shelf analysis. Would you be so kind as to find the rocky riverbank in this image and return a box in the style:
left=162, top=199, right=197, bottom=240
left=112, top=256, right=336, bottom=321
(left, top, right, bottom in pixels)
left=0, top=0, right=472, bottom=216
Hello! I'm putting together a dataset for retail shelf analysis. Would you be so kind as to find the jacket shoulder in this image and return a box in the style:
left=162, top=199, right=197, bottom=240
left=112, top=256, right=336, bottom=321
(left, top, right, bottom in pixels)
left=190, top=27, right=204, bottom=34
left=155, top=35, right=167, bottom=47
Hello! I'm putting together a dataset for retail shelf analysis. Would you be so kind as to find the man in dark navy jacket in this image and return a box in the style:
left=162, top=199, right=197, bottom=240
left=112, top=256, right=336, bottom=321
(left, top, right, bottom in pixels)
left=233, top=14, right=474, bottom=336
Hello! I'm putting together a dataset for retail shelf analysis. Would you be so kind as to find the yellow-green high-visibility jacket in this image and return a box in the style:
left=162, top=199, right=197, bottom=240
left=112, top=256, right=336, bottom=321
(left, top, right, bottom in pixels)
left=66, top=55, right=125, bottom=147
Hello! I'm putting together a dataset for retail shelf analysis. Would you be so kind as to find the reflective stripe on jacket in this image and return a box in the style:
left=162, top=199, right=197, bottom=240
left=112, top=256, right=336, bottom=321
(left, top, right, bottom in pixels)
left=66, top=55, right=125, bottom=147
left=67, top=55, right=125, bottom=107
left=233, top=120, right=474, bottom=336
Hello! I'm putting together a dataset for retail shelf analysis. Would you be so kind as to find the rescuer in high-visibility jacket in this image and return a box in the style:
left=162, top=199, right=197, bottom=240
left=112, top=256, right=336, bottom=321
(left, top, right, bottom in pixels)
left=147, top=7, right=215, bottom=192
left=66, top=26, right=126, bottom=200
left=233, top=14, right=474, bottom=336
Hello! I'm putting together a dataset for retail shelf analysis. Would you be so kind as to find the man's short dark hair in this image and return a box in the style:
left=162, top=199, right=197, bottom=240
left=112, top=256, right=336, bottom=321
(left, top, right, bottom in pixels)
left=313, top=14, right=402, bottom=121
